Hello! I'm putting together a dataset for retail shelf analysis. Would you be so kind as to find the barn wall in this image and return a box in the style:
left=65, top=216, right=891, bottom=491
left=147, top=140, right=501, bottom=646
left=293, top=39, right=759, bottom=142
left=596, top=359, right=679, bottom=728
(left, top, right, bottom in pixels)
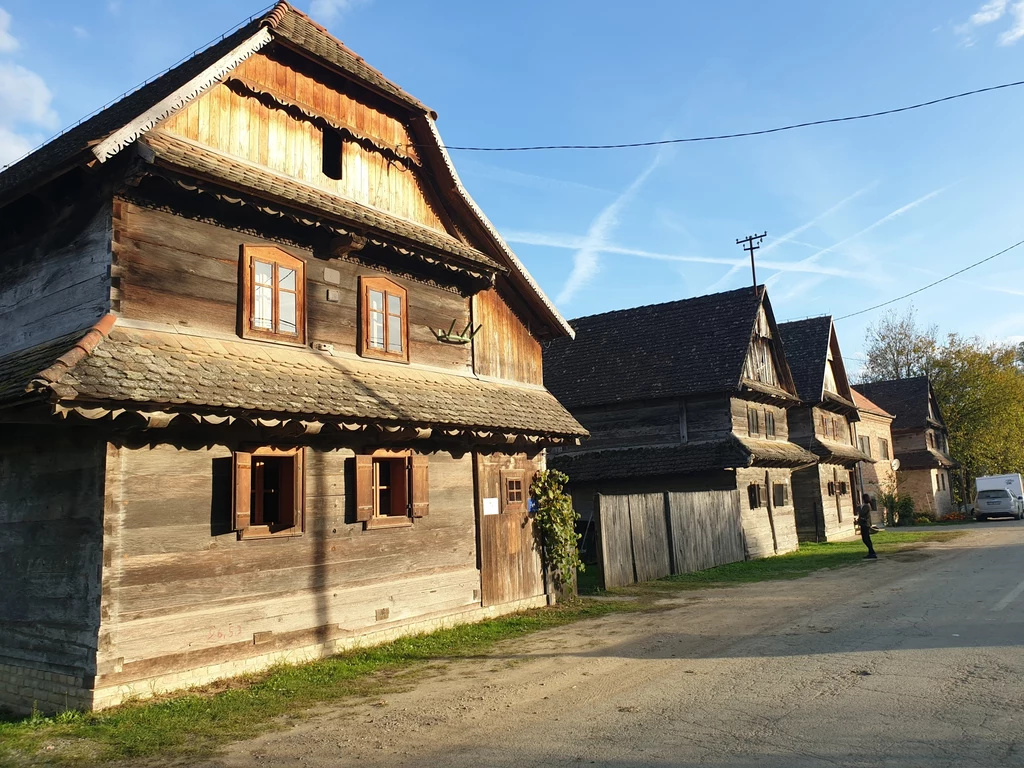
left=566, top=401, right=682, bottom=452
left=114, top=201, right=472, bottom=372
left=94, top=442, right=482, bottom=708
left=0, top=201, right=111, bottom=357
left=735, top=466, right=798, bottom=559
left=159, top=50, right=450, bottom=233
left=792, top=464, right=856, bottom=542
left=0, top=426, right=106, bottom=714
left=729, top=396, right=790, bottom=441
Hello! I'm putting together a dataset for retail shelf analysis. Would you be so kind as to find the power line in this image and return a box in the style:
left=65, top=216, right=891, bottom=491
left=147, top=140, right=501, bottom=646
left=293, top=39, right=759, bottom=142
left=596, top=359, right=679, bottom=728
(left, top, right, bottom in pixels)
left=441, top=79, right=1024, bottom=152
left=834, top=238, right=1024, bottom=321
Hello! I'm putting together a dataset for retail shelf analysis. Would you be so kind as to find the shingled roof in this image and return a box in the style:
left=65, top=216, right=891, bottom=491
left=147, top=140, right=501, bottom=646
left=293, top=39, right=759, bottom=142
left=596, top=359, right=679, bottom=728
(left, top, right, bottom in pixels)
left=854, top=377, right=941, bottom=431
left=1, top=319, right=586, bottom=441
left=851, top=387, right=894, bottom=420
left=543, top=286, right=792, bottom=409
left=777, top=316, right=833, bottom=403
left=549, top=436, right=816, bottom=483
left=0, top=2, right=574, bottom=338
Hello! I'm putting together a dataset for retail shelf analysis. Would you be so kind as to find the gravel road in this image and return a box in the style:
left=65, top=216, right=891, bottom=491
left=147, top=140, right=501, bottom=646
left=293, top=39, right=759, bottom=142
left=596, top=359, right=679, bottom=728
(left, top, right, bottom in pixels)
left=201, top=523, right=1024, bottom=767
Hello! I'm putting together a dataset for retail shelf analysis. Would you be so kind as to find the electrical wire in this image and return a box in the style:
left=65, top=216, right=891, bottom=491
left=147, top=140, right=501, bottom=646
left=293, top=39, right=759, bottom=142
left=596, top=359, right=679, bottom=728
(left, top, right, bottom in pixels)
left=440, top=79, right=1024, bottom=151
left=834, top=238, right=1024, bottom=321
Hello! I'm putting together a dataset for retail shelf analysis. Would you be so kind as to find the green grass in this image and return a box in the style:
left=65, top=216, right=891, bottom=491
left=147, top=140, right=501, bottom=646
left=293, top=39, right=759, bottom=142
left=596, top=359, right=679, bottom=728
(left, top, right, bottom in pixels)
left=0, top=528, right=963, bottom=766
left=0, top=600, right=643, bottom=767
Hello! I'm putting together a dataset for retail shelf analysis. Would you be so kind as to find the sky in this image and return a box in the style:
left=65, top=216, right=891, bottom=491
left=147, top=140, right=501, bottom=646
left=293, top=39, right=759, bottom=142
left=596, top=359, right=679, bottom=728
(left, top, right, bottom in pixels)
left=2, top=0, right=1024, bottom=371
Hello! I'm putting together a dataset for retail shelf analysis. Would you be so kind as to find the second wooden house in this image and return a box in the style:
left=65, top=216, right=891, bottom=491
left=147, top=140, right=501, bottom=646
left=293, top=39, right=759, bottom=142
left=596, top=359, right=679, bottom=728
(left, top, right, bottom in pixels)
left=778, top=317, right=869, bottom=541
left=543, top=286, right=817, bottom=564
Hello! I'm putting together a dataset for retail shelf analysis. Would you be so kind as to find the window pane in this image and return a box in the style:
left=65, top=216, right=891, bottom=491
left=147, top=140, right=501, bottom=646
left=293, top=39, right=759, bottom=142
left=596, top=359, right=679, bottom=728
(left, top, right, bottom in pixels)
left=369, top=310, right=385, bottom=349
left=253, top=261, right=273, bottom=330
left=369, top=289, right=384, bottom=312
left=387, top=293, right=402, bottom=316
left=279, top=290, right=297, bottom=334
left=279, top=266, right=296, bottom=291
left=388, top=314, right=403, bottom=353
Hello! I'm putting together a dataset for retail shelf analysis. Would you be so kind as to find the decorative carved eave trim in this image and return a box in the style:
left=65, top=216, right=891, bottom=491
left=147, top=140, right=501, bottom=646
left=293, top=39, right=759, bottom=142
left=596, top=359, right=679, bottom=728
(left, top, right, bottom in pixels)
left=223, top=75, right=420, bottom=169
left=48, top=401, right=580, bottom=447
left=91, top=28, right=274, bottom=164
left=147, top=168, right=495, bottom=283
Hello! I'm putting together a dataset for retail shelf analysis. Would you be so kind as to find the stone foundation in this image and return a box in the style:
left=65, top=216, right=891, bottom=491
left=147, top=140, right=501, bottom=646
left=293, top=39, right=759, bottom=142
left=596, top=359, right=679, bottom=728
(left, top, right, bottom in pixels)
left=0, top=661, right=94, bottom=714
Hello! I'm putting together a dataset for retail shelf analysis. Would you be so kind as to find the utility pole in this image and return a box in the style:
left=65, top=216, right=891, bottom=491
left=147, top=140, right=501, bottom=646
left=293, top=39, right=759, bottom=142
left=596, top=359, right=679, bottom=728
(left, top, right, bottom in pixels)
left=736, top=232, right=767, bottom=295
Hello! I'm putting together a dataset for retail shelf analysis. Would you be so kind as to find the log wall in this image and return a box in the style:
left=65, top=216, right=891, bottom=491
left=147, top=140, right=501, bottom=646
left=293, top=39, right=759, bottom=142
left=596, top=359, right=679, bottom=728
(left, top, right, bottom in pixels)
left=734, top=466, right=799, bottom=559
left=0, top=201, right=111, bottom=357
left=114, top=201, right=472, bottom=372
left=0, top=426, right=106, bottom=713
left=792, top=464, right=856, bottom=542
left=95, top=442, right=480, bottom=695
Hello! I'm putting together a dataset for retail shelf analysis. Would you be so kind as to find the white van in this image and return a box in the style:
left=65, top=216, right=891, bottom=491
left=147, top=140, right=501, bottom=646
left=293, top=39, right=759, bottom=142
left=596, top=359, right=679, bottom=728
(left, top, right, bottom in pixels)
left=975, top=474, right=1024, bottom=520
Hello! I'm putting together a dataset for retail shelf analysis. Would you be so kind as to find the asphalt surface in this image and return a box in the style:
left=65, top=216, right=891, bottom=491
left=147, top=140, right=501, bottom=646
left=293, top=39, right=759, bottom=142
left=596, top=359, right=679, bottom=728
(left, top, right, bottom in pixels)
left=204, top=522, right=1024, bottom=768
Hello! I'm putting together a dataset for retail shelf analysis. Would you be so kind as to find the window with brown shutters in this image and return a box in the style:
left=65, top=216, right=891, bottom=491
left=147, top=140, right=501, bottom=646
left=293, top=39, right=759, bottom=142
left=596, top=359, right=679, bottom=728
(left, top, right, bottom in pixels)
left=772, top=483, right=789, bottom=507
left=747, top=408, right=760, bottom=437
left=827, top=481, right=836, bottom=497
left=747, top=483, right=766, bottom=509
left=354, top=451, right=428, bottom=529
left=231, top=447, right=304, bottom=539
left=360, top=276, right=409, bottom=363
left=240, top=246, right=306, bottom=344
left=765, top=410, right=776, bottom=439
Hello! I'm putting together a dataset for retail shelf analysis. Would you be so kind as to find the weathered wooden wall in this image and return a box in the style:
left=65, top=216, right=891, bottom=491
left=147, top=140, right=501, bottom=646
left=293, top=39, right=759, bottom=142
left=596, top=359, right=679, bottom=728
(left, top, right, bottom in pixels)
left=0, top=201, right=111, bottom=357
left=114, top=201, right=472, bottom=371
left=792, top=464, right=855, bottom=543
left=471, top=288, right=543, bottom=385
left=734, top=466, right=799, bottom=559
left=159, top=51, right=449, bottom=232
left=473, top=452, right=545, bottom=606
left=0, top=426, right=105, bottom=710
left=95, top=443, right=479, bottom=691
left=567, top=402, right=682, bottom=452
left=729, top=396, right=790, bottom=441
left=596, top=490, right=745, bottom=589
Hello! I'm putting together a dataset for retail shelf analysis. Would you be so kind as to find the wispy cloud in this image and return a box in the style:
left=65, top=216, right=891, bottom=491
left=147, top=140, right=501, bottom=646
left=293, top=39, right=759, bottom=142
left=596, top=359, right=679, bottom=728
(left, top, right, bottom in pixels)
left=956, top=0, right=1024, bottom=45
left=705, top=182, right=876, bottom=293
left=0, top=8, right=17, bottom=53
left=107, top=0, right=122, bottom=16
left=309, top=0, right=370, bottom=24
left=460, top=159, right=614, bottom=196
left=73, top=26, right=89, bottom=39
left=555, top=155, right=662, bottom=305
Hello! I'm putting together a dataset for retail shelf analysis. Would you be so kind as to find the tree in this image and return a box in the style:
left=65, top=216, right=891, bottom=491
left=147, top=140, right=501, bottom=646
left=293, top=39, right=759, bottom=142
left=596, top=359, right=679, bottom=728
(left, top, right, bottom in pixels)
left=929, top=335, right=1024, bottom=493
left=859, top=305, right=937, bottom=383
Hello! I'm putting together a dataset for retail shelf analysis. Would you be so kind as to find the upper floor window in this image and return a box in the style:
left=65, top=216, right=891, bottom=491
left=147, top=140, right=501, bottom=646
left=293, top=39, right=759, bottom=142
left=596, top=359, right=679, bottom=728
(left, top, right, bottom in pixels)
left=360, top=276, right=409, bottom=362
left=926, top=431, right=934, bottom=449
left=240, top=245, right=305, bottom=344
left=765, top=411, right=776, bottom=439
left=321, top=128, right=344, bottom=180
left=747, top=408, right=760, bottom=436
left=859, top=435, right=872, bottom=458
left=880, top=438, right=890, bottom=460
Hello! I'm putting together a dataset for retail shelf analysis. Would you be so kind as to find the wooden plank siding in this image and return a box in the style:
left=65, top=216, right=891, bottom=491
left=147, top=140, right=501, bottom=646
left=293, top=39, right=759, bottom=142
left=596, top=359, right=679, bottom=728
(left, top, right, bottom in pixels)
left=114, top=202, right=473, bottom=372
left=0, top=201, right=112, bottom=357
left=734, top=466, right=798, bottom=559
left=471, top=288, right=543, bottom=385
left=158, top=52, right=448, bottom=233
left=0, top=427, right=105, bottom=678
left=729, top=396, right=790, bottom=442
left=96, top=444, right=479, bottom=686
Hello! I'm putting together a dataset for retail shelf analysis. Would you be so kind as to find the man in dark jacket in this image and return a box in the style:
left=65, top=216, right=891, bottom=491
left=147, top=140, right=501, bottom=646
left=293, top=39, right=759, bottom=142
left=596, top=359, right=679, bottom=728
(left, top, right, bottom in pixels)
left=858, top=494, right=877, bottom=559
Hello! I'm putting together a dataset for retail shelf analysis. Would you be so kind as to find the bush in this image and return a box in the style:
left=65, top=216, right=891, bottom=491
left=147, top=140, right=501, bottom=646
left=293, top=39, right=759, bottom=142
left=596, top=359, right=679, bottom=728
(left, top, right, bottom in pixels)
left=913, top=515, right=934, bottom=525
left=881, top=492, right=916, bottom=526
left=942, top=511, right=970, bottom=522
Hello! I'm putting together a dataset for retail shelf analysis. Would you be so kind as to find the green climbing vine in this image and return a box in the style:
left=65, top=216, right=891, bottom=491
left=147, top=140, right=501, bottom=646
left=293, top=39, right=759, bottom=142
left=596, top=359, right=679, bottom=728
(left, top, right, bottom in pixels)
left=530, top=469, right=584, bottom=596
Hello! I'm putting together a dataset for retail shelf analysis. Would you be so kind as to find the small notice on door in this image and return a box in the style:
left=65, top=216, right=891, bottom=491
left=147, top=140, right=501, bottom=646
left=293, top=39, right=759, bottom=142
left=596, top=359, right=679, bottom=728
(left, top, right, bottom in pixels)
left=483, top=497, right=500, bottom=516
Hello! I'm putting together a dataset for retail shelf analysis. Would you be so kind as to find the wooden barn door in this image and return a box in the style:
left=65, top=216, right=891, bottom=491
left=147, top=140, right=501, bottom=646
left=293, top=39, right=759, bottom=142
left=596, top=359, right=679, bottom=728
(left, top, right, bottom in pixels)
left=474, top=453, right=546, bottom=607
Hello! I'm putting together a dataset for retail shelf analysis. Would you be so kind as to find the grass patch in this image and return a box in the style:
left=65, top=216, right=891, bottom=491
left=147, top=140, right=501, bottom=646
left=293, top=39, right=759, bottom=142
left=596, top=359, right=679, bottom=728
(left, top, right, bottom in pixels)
left=0, top=599, right=643, bottom=766
left=582, top=529, right=966, bottom=596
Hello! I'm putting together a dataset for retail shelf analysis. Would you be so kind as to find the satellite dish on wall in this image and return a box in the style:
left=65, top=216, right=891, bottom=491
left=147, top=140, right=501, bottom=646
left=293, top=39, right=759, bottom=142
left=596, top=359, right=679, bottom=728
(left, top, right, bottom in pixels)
left=891, top=458, right=901, bottom=471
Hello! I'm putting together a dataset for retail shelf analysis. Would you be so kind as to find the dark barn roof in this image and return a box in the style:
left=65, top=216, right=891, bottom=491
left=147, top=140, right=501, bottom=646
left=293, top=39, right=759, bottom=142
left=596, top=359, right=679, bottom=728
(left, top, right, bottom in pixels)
left=854, top=377, right=940, bottom=430
left=777, top=316, right=833, bottom=403
left=544, top=286, right=781, bottom=410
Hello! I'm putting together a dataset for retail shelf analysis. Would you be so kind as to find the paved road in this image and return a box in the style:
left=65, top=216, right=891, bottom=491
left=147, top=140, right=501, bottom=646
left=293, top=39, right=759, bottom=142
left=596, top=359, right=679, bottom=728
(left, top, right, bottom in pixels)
left=205, top=523, right=1024, bottom=768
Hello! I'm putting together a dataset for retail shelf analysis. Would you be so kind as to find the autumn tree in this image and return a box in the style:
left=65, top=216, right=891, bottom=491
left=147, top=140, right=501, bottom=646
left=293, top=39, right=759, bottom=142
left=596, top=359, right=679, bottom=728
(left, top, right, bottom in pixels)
left=859, top=306, right=937, bottom=383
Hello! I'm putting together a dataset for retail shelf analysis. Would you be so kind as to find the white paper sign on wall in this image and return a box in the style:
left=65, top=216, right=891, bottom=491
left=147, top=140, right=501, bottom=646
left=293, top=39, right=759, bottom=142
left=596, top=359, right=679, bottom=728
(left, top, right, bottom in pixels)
left=483, top=497, right=500, bottom=516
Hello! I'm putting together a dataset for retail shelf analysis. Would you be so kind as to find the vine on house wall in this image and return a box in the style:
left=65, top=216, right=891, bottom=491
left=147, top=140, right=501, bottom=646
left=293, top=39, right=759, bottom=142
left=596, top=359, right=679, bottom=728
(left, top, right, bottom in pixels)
left=530, top=469, right=584, bottom=597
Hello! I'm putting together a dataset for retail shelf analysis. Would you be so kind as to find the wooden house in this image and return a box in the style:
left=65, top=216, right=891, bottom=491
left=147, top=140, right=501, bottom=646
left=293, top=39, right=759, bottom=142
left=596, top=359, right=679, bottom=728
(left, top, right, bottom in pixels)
left=851, top=388, right=897, bottom=526
left=777, top=317, right=868, bottom=542
left=854, top=377, right=956, bottom=519
left=543, top=286, right=817, bottom=563
left=0, top=2, right=587, bottom=714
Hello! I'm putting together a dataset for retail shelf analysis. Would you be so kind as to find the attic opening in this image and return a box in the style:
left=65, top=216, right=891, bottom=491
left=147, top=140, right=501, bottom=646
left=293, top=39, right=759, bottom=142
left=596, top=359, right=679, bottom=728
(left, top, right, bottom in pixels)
left=321, top=128, right=344, bottom=180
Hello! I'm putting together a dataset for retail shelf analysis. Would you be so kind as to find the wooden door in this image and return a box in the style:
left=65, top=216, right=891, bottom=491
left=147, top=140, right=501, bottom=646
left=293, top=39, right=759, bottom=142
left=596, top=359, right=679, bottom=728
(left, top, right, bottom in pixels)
left=474, top=453, right=546, bottom=607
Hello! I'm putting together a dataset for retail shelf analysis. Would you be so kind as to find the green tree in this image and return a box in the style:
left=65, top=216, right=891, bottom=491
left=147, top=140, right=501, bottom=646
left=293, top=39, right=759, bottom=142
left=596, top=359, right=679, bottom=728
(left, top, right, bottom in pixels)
left=859, top=305, right=937, bottom=382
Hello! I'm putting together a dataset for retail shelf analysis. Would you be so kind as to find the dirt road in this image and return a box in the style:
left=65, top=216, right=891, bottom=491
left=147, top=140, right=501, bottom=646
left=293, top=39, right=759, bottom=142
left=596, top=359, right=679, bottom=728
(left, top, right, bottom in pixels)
left=201, top=524, right=1024, bottom=767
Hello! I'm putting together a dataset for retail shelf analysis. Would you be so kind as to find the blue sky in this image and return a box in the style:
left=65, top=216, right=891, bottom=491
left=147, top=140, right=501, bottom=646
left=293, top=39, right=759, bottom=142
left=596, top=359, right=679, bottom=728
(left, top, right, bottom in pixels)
left=2, top=0, right=1024, bottom=368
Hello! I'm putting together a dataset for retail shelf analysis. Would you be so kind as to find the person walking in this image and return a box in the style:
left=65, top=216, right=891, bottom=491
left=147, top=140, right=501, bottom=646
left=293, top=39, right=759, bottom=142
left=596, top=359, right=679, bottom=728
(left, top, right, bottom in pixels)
left=858, top=493, right=877, bottom=559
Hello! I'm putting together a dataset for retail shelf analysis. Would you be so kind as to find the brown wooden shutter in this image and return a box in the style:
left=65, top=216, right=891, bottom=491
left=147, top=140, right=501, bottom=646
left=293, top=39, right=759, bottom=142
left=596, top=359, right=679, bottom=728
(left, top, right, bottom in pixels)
left=233, top=452, right=252, bottom=531
left=277, top=450, right=302, bottom=529
left=355, top=454, right=373, bottom=522
left=410, top=455, right=429, bottom=517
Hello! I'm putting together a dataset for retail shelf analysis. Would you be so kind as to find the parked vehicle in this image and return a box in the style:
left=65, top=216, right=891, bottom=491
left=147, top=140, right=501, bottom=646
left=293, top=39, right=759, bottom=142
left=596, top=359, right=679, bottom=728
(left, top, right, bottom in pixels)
left=975, top=474, right=1024, bottom=520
